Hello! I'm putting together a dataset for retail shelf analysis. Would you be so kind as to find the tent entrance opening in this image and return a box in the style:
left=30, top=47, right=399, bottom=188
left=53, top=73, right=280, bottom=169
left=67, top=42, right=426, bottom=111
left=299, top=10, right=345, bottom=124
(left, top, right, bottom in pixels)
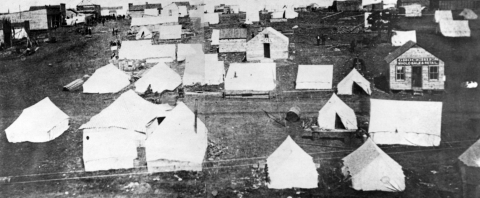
left=264, top=43, right=270, bottom=58
left=335, top=113, right=346, bottom=129
left=412, top=66, right=422, bottom=88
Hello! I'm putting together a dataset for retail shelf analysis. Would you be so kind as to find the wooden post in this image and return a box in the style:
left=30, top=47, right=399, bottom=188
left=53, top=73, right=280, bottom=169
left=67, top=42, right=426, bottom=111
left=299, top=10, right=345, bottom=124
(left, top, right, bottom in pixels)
left=194, top=99, right=198, bottom=133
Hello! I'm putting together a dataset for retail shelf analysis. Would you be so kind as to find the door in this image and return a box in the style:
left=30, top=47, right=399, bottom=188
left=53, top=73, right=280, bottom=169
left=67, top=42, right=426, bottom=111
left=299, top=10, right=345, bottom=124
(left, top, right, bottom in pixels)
left=264, top=43, right=271, bottom=58
left=412, top=67, right=422, bottom=88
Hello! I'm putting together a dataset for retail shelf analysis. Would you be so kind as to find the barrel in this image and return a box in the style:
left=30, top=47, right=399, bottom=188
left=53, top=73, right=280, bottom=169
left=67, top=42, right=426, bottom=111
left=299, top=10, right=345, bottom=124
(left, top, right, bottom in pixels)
left=286, top=106, right=301, bottom=122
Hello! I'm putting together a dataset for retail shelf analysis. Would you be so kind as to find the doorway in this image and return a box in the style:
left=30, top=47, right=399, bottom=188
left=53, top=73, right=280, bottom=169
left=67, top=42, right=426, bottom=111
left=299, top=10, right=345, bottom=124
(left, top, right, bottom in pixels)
left=335, top=113, right=346, bottom=129
left=412, top=67, right=422, bottom=88
left=264, top=43, right=271, bottom=58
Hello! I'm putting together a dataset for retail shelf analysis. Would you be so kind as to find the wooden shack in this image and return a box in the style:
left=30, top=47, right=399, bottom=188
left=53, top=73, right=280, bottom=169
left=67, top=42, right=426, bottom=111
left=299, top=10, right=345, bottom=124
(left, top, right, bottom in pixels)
left=384, top=41, right=445, bottom=92
left=246, top=27, right=289, bottom=61
left=1, top=4, right=64, bottom=31
left=128, top=2, right=162, bottom=18
left=77, top=0, right=101, bottom=19
left=219, top=28, right=247, bottom=52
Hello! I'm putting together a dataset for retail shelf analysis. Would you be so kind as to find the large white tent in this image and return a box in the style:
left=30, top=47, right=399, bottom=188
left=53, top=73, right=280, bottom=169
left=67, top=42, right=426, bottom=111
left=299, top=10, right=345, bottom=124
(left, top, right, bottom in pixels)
left=439, top=20, right=471, bottom=37
left=318, top=94, right=357, bottom=130
left=5, top=97, right=69, bottom=143
left=177, top=43, right=204, bottom=62
left=81, top=90, right=172, bottom=171
left=204, top=54, right=225, bottom=85
left=83, top=64, right=131, bottom=94
left=296, top=65, right=333, bottom=89
left=119, top=41, right=176, bottom=60
left=211, top=29, right=220, bottom=45
left=342, top=139, right=405, bottom=192
left=391, top=30, right=416, bottom=47
left=158, top=25, right=182, bottom=40
left=135, top=26, right=153, bottom=40
left=267, top=136, right=318, bottom=189
left=337, top=69, right=371, bottom=95
left=145, top=102, right=208, bottom=173
left=134, top=62, right=182, bottom=94
left=225, top=63, right=277, bottom=91
left=369, top=99, right=443, bottom=147
left=203, top=13, right=219, bottom=24
left=183, top=52, right=206, bottom=85
left=434, top=10, right=453, bottom=23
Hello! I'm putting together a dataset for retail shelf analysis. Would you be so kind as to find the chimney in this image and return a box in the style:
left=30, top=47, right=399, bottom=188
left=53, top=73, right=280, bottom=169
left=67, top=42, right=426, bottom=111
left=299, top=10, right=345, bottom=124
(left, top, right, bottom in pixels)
left=128, top=3, right=133, bottom=10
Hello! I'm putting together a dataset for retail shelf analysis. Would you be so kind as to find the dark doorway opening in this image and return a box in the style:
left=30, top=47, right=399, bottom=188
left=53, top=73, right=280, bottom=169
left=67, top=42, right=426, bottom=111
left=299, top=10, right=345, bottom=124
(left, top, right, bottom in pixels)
left=264, top=43, right=271, bottom=58
left=352, top=82, right=368, bottom=95
left=412, top=67, right=422, bottom=88
left=335, top=113, right=346, bottom=129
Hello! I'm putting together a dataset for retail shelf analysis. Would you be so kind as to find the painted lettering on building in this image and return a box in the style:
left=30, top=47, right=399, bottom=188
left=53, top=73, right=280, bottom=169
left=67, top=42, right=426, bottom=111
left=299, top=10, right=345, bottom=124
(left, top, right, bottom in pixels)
left=396, top=58, right=439, bottom=66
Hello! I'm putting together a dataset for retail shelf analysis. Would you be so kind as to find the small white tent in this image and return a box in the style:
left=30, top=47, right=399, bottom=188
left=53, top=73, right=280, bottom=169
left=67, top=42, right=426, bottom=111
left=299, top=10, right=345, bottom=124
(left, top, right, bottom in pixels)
left=245, top=7, right=260, bottom=24
left=145, top=102, right=208, bottom=172
left=318, top=94, right=357, bottom=130
left=439, top=20, right=471, bottom=37
left=81, top=90, right=172, bottom=171
left=402, top=4, right=425, bottom=17
left=435, top=10, right=453, bottom=23
left=204, top=54, right=225, bottom=85
left=203, top=13, right=220, bottom=24
left=135, top=26, right=153, bottom=40
left=225, top=63, right=277, bottom=91
left=267, top=136, right=318, bottom=189
left=211, top=29, right=220, bottom=45
left=5, top=97, right=69, bottom=143
left=391, top=30, right=417, bottom=47
left=459, top=138, right=480, bottom=167
left=459, top=8, right=478, bottom=20
left=369, top=99, right=443, bottom=147
left=134, top=62, right=182, bottom=94
left=342, top=139, right=405, bottom=192
left=83, top=64, right=131, bottom=94
left=337, top=69, right=371, bottom=95
left=158, top=25, right=182, bottom=40
left=296, top=65, right=333, bottom=89
left=13, top=28, right=28, bottom=39
left=119, top=41, right=176, bottom=60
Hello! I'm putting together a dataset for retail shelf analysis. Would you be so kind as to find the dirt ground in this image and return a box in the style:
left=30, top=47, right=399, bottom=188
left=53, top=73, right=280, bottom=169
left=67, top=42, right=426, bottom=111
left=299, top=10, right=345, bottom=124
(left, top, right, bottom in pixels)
left=0, top=10, right=479, bottom=197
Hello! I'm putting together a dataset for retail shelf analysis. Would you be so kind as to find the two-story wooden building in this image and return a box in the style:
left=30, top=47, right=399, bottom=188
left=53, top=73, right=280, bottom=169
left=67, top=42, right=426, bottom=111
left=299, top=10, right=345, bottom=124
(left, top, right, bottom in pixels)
left=384, top=41, right=445, bottom=93
left=77, top=0, right=101, bottom=19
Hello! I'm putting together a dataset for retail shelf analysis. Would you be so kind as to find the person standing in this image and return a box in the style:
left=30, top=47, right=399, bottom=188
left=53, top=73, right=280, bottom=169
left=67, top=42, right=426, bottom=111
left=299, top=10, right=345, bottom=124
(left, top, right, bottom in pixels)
left=316, top=35, right=321, bottom=46
left=112, top=27, right=115, bottom=36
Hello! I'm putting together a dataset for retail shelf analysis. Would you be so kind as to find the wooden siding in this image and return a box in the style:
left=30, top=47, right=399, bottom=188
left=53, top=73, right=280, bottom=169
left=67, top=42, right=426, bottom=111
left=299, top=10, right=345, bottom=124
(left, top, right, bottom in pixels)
left=219, top=39, right=246, bottom=52
left=389, top=47, right=445, bottom=90
left=246, top=28, right=289, bottom=61
left=1, top=10, right=49, bottom=30
left=439, top=1, right=480, bottom=10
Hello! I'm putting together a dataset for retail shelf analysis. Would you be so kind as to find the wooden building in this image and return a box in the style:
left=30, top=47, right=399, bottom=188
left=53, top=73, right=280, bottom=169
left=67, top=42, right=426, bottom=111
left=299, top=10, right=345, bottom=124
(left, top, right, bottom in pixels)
left=438, top=0, right=480, bottom=10
left=77, top=0, right=101, bottom=19
left=128, top=2, right=162, bottom=18
left=246, top=27, right=289, bottom=61
left=384, top=41, right=445, bottom=92
left=219, top=28, right=247, bottom=53
left=401, top=0, right=430, bottom=8
left=0, top=4, right=65, bottom=31
left=333, top=0, right=362, bottom=11
left=161, top=3, right=179, bottom=18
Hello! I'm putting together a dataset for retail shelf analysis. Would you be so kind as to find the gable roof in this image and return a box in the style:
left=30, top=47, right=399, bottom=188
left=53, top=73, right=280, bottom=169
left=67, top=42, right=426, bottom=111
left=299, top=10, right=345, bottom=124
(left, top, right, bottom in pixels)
left=80, top=90, right=172, bottom=132
left=267, top=136, right=318, bottom=189
left=82, top=64, right=131, bottom=94
left=384, top=40, right=417, bottom=63
left=459, top=138, right=480, bottom=167
left=5, top=97, right=69, bottom=143
left=129, top=3, right=162, bottom=11
left=318, top=94, right=357, bottom=130
left=173, top=1, right=190, bottom=7
left=220, top=28, right=248, bottom=39
left=145, top=102, right=208, bottom=168
left=135, top=62, right=181, bottom=94
left=296, top=65, right=333, bottom=89
left=439, top=20, right=471, bottom=37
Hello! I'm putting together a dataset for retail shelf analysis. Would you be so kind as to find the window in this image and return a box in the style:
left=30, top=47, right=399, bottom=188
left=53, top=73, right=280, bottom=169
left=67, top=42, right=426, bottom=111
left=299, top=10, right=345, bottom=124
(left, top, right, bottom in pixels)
left=264, top=34, right=269, bottom=39
left=429, top=66, right=439, bottom=80
left=169, top=10, right=172, bottom=16
left=396, top=66, right=405, bottom=81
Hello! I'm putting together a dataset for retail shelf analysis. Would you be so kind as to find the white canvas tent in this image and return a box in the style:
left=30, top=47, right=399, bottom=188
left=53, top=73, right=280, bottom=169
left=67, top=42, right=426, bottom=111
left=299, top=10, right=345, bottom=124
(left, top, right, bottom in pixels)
left=134, top=62, right=182, bottom=94
left=144, top=8, right=159, bottom=16
left=402, top=4, right=425, bottom=17
left=318, top=94, right=357, bottom=130
left=337, top=69, right=371, bottom=95
left=145, top=102, right=208, bottom=172
left=225, top=63, right=277, bottom=91
left=119, top=41, right=176, bottom=60
left=296, top=65, right=333, bottom=89
left=101, top=10, right=110, bottom=16
left=5, top=97, right=69, bottom=143
left=83, top=64, right=131, bottom=94
left=435, top=10, right=453, bottom=23
left=362, top=0, right=382, bottom=6
left=13, top=28, right=28, bottom=39
left=183, top=53, right=206, bottom=85
left=211, top=29, right=220, bottom=45
left=158, top=25, right=182, bottom=39
left=178, top=6, right=188, bottom=17
left=135, top=26, right=153, bottom=40
left=81, top=90, right=172, bottom=171
left=369, top=99, right=443, bottom=147
left=177, top=43, right=204, bottom=61
left=267, top=136, right=318, bottom=189
left=342, top=139, right=405, bottom=192
left=365, top=12, right=372, bottom=28
left=245, top=7, right=260, bottom=24
left=391, top=30, right=417, bottom=46
left=204, top=54, right=225, bottom=85
left=459, top=138, right=480, bottom=167
left=459, top=8, right=478, bottom=20
left=271, top=9, right=298, bottom=19
left=66, top=15, right=86, bottom=26
left=439, top=20, right=471, bottom=37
